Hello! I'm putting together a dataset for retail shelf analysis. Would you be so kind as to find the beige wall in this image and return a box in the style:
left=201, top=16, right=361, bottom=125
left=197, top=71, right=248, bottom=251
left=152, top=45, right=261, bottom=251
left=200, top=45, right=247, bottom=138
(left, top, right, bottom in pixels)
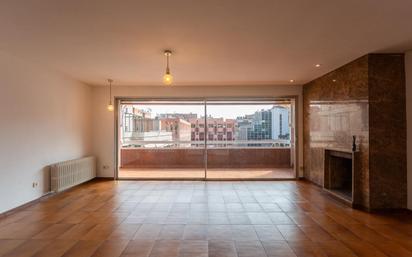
left=0, top=51, right=92, bottom=213
left=91, top=85, right=303, bottom=178
left=406, top=51, right=412, bottom=210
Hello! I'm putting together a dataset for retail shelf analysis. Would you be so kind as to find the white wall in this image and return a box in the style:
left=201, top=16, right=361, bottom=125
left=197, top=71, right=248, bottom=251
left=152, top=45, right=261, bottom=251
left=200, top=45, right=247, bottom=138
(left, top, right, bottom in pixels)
left=0, top=51, right=92, bottom=213
left=406, top=51, right=412, bottom=210
left=91, top=85, right=303, bottom=178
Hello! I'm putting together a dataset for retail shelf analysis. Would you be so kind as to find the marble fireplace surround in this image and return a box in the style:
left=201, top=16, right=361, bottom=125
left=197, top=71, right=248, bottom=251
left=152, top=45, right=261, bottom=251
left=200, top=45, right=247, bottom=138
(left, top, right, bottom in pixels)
left=323, top=148, right=360, bottom=206
left=303, top=54, right=407, bottom=210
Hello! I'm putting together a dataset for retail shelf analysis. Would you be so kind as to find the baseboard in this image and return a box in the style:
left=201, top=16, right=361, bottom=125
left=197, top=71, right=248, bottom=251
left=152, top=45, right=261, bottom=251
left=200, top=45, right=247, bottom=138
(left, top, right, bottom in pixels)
left=0, top=191, right=54, bottom=219
left=93, top=177, right=115, bottom=181
left=0, top=178, right=103, bottom=219
left=298, top=177, right=322, bottom=187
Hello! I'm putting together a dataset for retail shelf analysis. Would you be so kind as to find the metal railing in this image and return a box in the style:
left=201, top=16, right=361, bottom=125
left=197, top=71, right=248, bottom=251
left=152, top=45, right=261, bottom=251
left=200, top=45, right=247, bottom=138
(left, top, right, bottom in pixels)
left=121, top=139, right=291, bottom=149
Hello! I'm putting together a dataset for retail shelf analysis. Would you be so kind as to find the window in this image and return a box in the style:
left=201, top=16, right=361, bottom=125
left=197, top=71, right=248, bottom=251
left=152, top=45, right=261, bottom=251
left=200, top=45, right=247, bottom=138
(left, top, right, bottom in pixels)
left=118, top=99, right=295, bottom=180
left=227, top=132, right=232, bottom=140
left=120, top=100, right=291, bottom=149
left=207, top=101, right=291, bottom=148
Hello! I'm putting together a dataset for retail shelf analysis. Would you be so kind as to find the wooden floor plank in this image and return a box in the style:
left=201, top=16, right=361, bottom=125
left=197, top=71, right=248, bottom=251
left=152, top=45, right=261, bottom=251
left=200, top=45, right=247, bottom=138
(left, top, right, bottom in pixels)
left=61, top=240, right=102, bottom=257
left=0, top=239, right=26, bottom=256
left=31, top=239, right=78, bottom=257
left=0, top=180, right=411, bottom=257
left=2, top=239, right=52, bottom=257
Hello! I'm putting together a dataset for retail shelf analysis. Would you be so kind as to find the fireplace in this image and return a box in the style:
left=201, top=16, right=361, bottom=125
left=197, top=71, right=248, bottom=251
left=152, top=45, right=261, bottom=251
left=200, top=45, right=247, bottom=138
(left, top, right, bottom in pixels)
left=323, top=149, right=354, bottom=204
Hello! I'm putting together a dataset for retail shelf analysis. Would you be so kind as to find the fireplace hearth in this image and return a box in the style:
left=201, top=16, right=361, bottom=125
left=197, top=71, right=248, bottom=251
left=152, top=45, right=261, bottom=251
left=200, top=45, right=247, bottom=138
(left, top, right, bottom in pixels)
left=323, top=149, right=355, bottom=205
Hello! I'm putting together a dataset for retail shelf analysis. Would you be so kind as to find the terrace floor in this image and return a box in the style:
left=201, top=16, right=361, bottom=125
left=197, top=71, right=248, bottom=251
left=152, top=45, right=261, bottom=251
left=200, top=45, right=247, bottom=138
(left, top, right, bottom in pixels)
left=118, top=167, right=295, bottom=179
left=1, top=180, right=412, bottom=257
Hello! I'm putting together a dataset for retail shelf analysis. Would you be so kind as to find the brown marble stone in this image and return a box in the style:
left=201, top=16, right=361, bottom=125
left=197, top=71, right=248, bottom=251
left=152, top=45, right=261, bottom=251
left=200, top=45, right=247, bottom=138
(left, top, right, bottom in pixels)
left=368, top=54, right=407, bottom=209
left=303, top=54, right=406, bottom=210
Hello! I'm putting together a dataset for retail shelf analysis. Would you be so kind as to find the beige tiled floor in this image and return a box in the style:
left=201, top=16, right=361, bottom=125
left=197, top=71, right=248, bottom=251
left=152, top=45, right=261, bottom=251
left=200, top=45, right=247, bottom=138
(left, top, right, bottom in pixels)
left=119, top=168, right=295, bottom=179
left=0, top=180, right=412, bottom=257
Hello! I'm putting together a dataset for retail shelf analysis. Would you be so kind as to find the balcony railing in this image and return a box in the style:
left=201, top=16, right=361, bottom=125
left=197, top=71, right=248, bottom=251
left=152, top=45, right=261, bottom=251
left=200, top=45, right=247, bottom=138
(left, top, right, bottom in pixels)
left=121, top=139, right=291, bottom=149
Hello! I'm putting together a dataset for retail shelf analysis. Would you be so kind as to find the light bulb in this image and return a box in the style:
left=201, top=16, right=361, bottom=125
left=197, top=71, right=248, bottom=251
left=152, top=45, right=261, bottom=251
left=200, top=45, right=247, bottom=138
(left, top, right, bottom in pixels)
left=107, top=104, right=114, bottom=111
left=163, top=73, right=173, bottom=85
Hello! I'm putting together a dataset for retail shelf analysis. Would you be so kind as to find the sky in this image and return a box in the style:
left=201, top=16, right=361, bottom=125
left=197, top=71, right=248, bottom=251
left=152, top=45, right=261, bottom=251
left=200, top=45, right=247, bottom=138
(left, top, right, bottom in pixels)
left=130, top=104, right=277, bottom=119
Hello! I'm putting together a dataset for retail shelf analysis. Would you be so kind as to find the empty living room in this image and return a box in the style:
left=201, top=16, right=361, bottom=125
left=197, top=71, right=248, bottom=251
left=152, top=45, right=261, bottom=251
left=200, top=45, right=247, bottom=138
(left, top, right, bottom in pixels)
left=1, top=1, right=412, bottom=256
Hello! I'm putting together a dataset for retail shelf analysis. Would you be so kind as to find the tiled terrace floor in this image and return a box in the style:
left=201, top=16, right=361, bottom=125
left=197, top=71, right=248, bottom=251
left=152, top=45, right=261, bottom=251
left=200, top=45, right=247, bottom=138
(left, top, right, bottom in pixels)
left=119, top=168, right=295, bottom=179
left=0, top=180, right=412, bottom=257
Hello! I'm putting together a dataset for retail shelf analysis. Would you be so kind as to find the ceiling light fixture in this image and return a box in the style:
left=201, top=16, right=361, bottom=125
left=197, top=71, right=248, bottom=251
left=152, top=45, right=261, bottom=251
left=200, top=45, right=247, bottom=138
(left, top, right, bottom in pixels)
left=315, top=64, right=321, bottom=68
left=107, top=79, right=114, bottom=111
left=163, top=50, right=173, bottom=85
left=289, top=79, right=295, bottom=83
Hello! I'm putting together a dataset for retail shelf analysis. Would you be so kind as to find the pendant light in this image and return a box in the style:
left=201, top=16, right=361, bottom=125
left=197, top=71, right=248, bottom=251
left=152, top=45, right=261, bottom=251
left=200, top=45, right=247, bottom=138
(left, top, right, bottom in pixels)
left=163, top=50, right=173, bottom=85
left=107, top=79, right=114, bottom=111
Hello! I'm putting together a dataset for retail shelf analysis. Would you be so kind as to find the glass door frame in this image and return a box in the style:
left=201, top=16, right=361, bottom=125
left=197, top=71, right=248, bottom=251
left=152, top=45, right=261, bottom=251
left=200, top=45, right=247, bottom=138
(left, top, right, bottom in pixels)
left=114, top=96, right=299, bottom=180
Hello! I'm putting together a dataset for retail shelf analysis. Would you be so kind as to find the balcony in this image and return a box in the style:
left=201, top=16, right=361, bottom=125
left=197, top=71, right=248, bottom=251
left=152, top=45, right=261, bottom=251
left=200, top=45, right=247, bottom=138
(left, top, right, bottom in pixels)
left=119, top=141, right=294, bottom=179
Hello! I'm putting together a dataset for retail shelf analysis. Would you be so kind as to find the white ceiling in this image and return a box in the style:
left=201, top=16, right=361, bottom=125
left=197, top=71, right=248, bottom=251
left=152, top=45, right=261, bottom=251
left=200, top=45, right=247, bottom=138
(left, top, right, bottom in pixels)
left=1, top=0, right=412, bottom=86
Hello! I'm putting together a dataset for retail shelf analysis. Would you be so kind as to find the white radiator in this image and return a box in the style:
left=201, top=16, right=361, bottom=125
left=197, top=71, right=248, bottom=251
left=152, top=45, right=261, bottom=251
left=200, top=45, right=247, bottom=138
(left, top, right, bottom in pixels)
left=50, top=156, right=96, bottom=192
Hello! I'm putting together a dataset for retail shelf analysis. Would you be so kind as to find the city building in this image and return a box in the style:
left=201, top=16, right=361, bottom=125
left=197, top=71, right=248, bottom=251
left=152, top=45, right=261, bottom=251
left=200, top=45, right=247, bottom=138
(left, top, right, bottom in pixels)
left=235, top=106, right=290, bottom=146
left=247, top=109, right=273, bottom=140
left=271, top=105, right=290, bottom=140
left=120, top=106, right=172, bottom=147
left=121, top=106, right=160, bottom=133
left=160, top=118, right=191, bottom=142
left=235, top=118, right=252, bottom=140
left=190, top=117, right=236, bottom=142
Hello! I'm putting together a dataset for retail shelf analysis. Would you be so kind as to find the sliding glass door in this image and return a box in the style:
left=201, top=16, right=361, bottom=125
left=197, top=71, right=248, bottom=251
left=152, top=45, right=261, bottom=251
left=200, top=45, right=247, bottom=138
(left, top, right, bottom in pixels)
left=205, top=100, right=294, bottom=179
left=118, top=100, right=206, bottom=179
left=117, top=98, right=295, bottom=180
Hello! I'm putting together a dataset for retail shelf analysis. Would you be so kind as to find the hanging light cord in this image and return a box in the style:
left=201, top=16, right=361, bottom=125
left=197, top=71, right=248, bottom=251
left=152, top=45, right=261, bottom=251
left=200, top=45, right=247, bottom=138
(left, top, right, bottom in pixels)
left=108, top=79, right=113, bottom=105
left=166, top=54, right=170, bottom=74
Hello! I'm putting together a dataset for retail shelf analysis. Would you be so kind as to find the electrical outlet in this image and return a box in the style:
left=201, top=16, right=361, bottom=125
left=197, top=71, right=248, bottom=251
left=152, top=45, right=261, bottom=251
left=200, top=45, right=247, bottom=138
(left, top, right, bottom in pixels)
left=32, top=182, right=39, bottom=188
left=103, top=165, right=109, bottom=169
